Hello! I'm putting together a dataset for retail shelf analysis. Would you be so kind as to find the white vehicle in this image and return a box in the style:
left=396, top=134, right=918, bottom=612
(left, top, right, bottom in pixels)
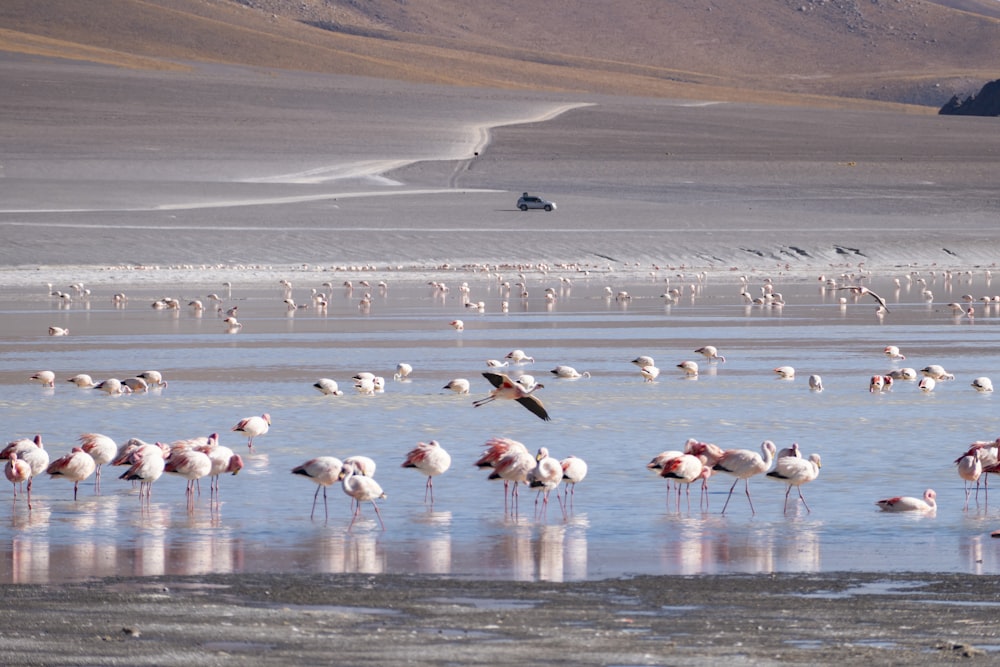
left=517, top=193, right=556, bottom=211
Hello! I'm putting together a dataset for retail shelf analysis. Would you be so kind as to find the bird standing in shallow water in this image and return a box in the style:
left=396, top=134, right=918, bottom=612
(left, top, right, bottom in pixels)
left=232, top=413, right=271, bottom=450
left=767, top=452, right=822, bottom=513
left=46, top=447, right=97, bottom=500
left=292, top=456, right=343, bottom=520
left=340, top=462, right=386, bottom=529
left=713, top=440, right=776, bottom=515
left=401, top=440, right=451, bottom=504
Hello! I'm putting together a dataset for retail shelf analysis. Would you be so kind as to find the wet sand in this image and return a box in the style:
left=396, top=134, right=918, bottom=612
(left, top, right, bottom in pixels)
left=2, top=572, right=995, bottom=665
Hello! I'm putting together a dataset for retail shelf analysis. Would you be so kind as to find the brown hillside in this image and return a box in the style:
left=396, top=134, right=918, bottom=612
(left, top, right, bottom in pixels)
left=1, top=0, right=998, bottom=107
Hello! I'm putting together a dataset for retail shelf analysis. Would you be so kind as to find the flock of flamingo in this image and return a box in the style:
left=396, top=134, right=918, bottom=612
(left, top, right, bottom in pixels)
left=20, top=267, right=1000, bottom=530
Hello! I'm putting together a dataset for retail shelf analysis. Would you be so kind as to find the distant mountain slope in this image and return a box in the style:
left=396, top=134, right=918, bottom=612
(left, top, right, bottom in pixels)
left=1, top=0, right=997, bottom=107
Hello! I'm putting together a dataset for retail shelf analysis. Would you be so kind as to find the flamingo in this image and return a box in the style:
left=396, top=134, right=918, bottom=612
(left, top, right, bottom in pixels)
left=631, top=355, right=655, bottom=368
left=560, top=455, right=588, bottom=506
left=29, top=371, right=55, bottom=388
left=488, top=445, right=536, bottom=514
left=137, top=370, right=168, bottom=388
left=46, top=447, right=97, bottom=500
left=677, top=361, right=699, bottom=377
left=870, top=375, right=893, bottom=393
left=1, top=435, right=48, bottom=499
left=340, top=462, right=386, bottom=529
left=118, top=444, right=166, bottom=500
left=660, top=454, right=708, bottom=511
left=313, top=378, right=344, bottom=396
left=888, top=368, right=918, bottom=381
left=393, top=363, right=413, bottom=381
left=550, top=365, right=590, bottom=379
left=122, top=377, right=148, bottom=393
left=838, top=285, right=890, bottom=312
left=95, top=378, right=131, bottom=395
left=918, top=377, right=936, bottom=393
left=66, top=374, right=96, bottom=388
left=5, top=453, right=32, bottom=508
left=921, top=365, right=955, bottom=381
left=876, top=489, right=937, bottom=512
left=443, top=378, right=470, bottom=394
left=232, top=413, right=270, bottom=450
left=808, top=374, right=824, bottom=391
left=640, top=365, right=660, bottom=383
left=767, top=453, right=822, bottom=513
left=223, top=316, right=242, bottom=332
left=485, top=359, right=509, bottom=368
left=505, top=349, right=535, bottom=364
left=401, top=440, right=451, bottom=503
left=473, top=372, right=550, bottom=421
left=713, top=440, right=777, bottom=514
left=695, top=346, right=726, bottom=363
left=164, top=449, right=213, bottom=506
left=449, top=319, right=464, bottom=331
left=774, top=366, right=795, bottom=380
left=972, top=377, right=994, bottom=393
left=292, top=456, right=343, bottom=519
left=78, top=433, right=117, bottom=492
left=343, top=455, right=376, bottom=478
left=197, top=441, right=242, bottom=499
left=48, top=326, right=69, bottom=336
left=883, top=345, right=905, bottom=360
left=528, top=447, right=564, bottom=517
left=956, top=448, right=984, bottom=509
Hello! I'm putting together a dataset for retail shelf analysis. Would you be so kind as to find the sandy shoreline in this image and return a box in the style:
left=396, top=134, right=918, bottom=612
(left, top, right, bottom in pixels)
left=1, top=571, right=995, bottom=665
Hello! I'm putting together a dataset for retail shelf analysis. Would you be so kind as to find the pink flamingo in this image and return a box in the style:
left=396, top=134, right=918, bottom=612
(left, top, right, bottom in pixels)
left=46, top=447, right=97, bottom=500
left=713, top=440, right=777, bottom=514
left=1, top=435, right=48, bottom=498
left=560, top=455, right=588, bottom=506
left=473, top=372, right=550, bottom=421
left=232, top=413, right=271, bottom=450
left=956, top=447, right=984, bottom=509
left=876, top=489, right=936, bottom=512
left=487, top=444, right=535, bottom=515
left=528, top=447, right=564, bottom=518
left=118, top=445, right=166, bottom=501
left=78, top=433, right=117, bottom=492
left=5, top=453, right=32, bottom=508
left=164, top=449, right=213, bottom=508
left=401, top=440, right=451, bottom=504
left=660, top=454, right=708, bottom=511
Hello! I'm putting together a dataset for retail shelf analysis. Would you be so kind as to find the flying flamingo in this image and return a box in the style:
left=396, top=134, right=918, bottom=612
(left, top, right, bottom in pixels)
left=340, top=461, right=386, bottom=529
left=5, top=453, right=32, bottom=508
left=473, top=372, right=550, bottom=421
left=401, top=440, right=451, bottom=503
left=838, top=285, right=890, bottom=312
left=876, top=489, right=936, bottom=512
left=767, top=453, right=822, bottom=513
left=292, top=456, right=343, bottom=519
left=46, top=447, right=97, bottom=500
left=78, top=433, right=117, bottom=492
left=232, top=413, right=271, bottom=450
left=713, top=440, right=777, bottom=514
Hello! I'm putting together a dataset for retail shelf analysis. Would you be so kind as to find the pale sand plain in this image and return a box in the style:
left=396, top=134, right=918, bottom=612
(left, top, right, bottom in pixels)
left=3, top=54, right=1000, bottom=665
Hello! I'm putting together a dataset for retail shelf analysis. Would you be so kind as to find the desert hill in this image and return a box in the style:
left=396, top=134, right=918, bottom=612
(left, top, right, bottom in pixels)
left=1, top=0, right=999, bottom=108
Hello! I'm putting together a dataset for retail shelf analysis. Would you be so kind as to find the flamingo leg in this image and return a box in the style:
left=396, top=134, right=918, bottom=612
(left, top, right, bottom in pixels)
left=744, top=479, right=756, bottom=515
left=797, top=486, right=811, bottom=513
left=371, top=500, right=385, bottom=530
left=309, top=485, right=321, bottom=520
left=720, top=478, right=740, bottom=514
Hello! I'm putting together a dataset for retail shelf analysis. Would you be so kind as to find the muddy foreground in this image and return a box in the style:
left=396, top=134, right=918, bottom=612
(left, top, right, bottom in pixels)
left=1, top=571, right=996, bottom=665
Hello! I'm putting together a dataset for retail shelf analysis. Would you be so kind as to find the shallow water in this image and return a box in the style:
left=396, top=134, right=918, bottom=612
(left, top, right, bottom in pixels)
left=2, top=270, right=1000, bottom=583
